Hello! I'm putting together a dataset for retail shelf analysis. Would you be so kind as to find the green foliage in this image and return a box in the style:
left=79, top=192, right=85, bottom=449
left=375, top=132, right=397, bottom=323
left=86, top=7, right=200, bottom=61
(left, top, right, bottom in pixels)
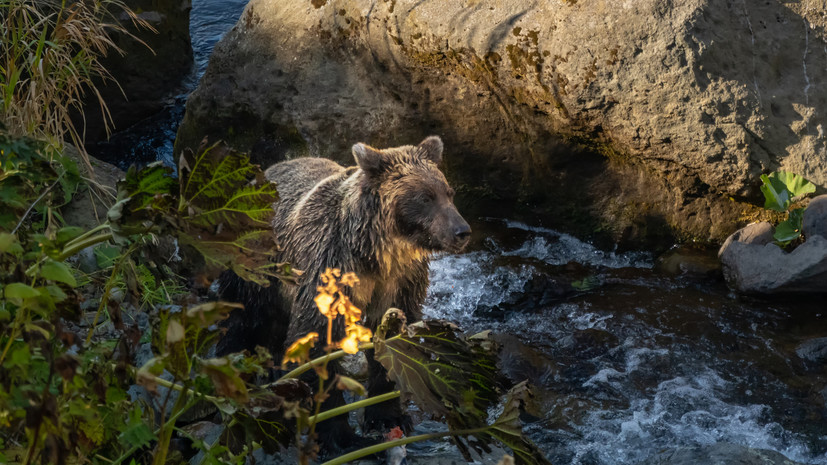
left=373, top=308, right=548, bottom=465
left=0, top=131, right=80, bottom=231
left=374, top=309, right=499, bottom=432
left=176, top=140, right=289, bottom=286
left=759, top=171, right=816, bottom=247
left=108, top=139, right=296, bottom=287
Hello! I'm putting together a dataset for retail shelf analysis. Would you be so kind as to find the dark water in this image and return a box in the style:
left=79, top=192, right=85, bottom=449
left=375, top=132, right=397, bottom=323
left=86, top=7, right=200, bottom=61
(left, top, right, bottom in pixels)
left=422, top=218, right=827, bottom=464
left=98, top=2, right=827, bottom=463
left=89, top=0, right=249, bottom=169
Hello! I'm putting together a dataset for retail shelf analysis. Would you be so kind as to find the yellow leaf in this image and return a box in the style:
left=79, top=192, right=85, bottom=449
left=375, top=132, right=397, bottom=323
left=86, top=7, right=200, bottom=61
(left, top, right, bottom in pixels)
left=282, top=332, right=318, bottom=366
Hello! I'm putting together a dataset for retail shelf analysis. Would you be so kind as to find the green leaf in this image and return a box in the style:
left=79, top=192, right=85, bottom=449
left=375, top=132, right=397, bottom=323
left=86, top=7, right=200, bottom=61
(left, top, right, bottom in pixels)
left=0, top=232, right=21, bottom=254
left=119, top=407, right=156, bottom=449
left=335, top=375, right=367, bottom=396
left=773, top=208, right=805, bottom=247
left=55, top=226, right=84, bottom=246
left=373, top=309, right=499, bottom=433
left=176, top=139, right=289, bottom=286
left=760, top=173, right=790, bottom=211
left=4, top=282, right=40, bottom=299
left=201, top=357, right=249, bottom=403
left=185, top=301, right=243, bottom=328
left=94, top=244, right=120, bottom=268
left=776, top=171, right=816, bottom=198
left=476, top=381, right=552, bottom=465
left=760, top=171, right=815, bottom=212
left=108, top=162, right=176, bottom=240
left=40, top=259, right=77, bottom=286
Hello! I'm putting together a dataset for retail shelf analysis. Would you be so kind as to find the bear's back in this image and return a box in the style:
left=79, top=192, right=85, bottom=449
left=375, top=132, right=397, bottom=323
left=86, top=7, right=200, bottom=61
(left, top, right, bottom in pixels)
left=264, top=157, right=344, bottom=207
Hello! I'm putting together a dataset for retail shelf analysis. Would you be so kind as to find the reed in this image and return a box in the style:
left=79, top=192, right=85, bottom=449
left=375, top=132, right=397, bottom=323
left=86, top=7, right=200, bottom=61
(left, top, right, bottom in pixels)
left=0, top=0, right=151, bottom=161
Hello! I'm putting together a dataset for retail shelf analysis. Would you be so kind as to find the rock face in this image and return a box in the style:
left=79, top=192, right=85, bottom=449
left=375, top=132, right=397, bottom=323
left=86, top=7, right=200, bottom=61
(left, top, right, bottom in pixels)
left=84, top=0, right=193, bottom=143
left=176, top=0, right=827, bottom=246
left=719, top=222, right=827, bottom=294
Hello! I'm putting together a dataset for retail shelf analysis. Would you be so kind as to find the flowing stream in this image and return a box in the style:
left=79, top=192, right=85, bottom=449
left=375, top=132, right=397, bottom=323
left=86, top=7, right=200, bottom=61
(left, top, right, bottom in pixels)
left=419, top=218, right=827, bottom=464
left=107, top=2, right=827, bottom=463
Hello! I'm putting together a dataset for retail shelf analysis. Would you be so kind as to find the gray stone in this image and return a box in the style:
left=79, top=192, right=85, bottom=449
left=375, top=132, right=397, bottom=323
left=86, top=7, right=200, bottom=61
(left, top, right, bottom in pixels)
left=803, top=195, right=827, bottom=240
left=717, top=222, right=774, bottom=259
left=639, top=442, right=806, bottom=465
left=719, top=229, right=827, bottom=294
left=60, top=146, right=124, bottom=229
left=795, top=337, right=827, bottom=363
left=176, top=0, right=827, bottom=245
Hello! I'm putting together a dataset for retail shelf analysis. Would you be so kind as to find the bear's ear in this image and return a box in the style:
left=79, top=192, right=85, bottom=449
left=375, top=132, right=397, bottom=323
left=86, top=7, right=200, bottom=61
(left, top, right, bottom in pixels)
left=416, top=136, right=443, bottom=165
left=353, top=143, right=388, bottom=176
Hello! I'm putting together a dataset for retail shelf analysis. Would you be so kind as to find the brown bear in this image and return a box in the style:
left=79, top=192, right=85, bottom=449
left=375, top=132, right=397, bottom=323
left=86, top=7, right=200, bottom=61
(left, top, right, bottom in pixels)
left=219, top=136, right=471, bottom=444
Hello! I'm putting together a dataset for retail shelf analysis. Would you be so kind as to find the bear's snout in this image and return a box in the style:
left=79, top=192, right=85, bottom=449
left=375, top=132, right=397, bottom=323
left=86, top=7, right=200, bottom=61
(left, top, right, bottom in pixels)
left=440, top=207, right=471, bottom=252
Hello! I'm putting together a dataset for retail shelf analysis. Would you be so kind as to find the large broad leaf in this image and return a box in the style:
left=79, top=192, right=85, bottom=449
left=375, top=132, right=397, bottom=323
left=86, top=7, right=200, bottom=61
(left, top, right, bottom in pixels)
left=374, top=309, right=550, bottom=464
left=760, top=171, right=815, bottom=212
left=474, top=381, right=552, bottom=465
left=373, top=309, right=499, bottom=432
left=108, top=162, right=176, bottom=240
left=176, top=139, right=292, bottom=286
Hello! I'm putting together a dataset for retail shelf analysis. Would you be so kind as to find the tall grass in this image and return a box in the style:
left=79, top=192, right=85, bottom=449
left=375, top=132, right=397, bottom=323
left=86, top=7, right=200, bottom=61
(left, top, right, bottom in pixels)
left=0, top=0, right=151, bottom=159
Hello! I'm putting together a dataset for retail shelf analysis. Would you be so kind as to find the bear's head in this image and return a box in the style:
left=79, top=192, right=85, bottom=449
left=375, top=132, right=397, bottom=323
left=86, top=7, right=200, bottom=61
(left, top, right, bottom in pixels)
left=352, top=136, right=471, bottom=254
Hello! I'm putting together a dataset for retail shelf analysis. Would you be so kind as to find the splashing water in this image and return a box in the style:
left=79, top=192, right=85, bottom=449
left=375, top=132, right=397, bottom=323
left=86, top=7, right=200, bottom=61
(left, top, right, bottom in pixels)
left=423, top=219, right=827, bottom=464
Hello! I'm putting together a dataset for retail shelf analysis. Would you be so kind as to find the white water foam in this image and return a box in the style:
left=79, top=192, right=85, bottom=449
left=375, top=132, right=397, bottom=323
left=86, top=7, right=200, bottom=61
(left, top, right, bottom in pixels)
left=500, top=220, right=653, bottom=269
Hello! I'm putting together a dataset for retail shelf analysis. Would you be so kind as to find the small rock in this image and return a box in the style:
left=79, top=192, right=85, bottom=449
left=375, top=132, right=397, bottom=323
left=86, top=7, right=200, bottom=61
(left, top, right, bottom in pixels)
left=719, top=227, right=827, bottom=294
left=656, top=245, right=720, bottom=276
left=339, top=351, right=368, bottom=380
left=795, top=337, right=827, bottom=364
left=803, top=195, right=827, bottom=240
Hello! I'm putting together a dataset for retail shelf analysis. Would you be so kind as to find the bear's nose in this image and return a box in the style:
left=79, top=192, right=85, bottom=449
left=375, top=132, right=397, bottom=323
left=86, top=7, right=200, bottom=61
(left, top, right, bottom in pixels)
left=454, top=224, right=471, bottom=240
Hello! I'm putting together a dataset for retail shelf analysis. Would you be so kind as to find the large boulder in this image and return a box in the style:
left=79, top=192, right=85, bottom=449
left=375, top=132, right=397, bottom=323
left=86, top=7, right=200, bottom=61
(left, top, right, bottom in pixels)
left=83, top=0, right=193, bottom=143
left=176, top=0, right=827, bottom=246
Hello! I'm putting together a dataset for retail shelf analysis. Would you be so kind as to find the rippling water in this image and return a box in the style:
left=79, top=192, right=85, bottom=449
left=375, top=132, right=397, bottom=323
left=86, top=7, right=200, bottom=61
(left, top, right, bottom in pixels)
left=421, top=218, right=827, bottom=464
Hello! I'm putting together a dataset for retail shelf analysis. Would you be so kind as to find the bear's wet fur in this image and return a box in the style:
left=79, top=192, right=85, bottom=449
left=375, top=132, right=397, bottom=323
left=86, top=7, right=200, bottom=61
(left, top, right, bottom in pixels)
left=218, top=136, right=471, bottom=451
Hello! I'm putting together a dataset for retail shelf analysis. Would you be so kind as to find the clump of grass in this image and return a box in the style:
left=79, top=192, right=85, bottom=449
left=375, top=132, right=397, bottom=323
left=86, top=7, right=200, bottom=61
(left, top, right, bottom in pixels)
left=0, top=0, right=152, bottom=160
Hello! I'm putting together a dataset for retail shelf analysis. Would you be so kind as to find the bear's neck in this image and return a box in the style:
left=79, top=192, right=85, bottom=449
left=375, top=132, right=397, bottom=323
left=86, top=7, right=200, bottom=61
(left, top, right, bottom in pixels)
left=341, top=171, right=429, bottom=278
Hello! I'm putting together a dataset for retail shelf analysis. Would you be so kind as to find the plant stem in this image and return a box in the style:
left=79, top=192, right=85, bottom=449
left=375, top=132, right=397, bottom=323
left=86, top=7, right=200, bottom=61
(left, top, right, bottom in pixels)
left=153, top=380, right=190, bottom=465
left=309, top=390, right=400, bottom=424
left=277, top=342, right=374, bottom=381
left=85, top=240, right=136, bottom=346
left=57, top=231, right=113, bottom=261
left=63, top=222, right=110, bottom=249
left=23, top=231, right=113, bottom=278
left=111, top=395, right=201, bottom=465
left=320, top=426, right=490, bottom=465
left=118, top=363, right=223, bottom=404
left=12, top=179, right=58, bottom=235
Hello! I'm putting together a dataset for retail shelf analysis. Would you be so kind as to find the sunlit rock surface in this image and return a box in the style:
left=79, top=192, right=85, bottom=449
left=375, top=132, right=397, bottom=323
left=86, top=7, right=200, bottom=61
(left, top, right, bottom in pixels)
left=176, top=0, right=827, bottom=246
